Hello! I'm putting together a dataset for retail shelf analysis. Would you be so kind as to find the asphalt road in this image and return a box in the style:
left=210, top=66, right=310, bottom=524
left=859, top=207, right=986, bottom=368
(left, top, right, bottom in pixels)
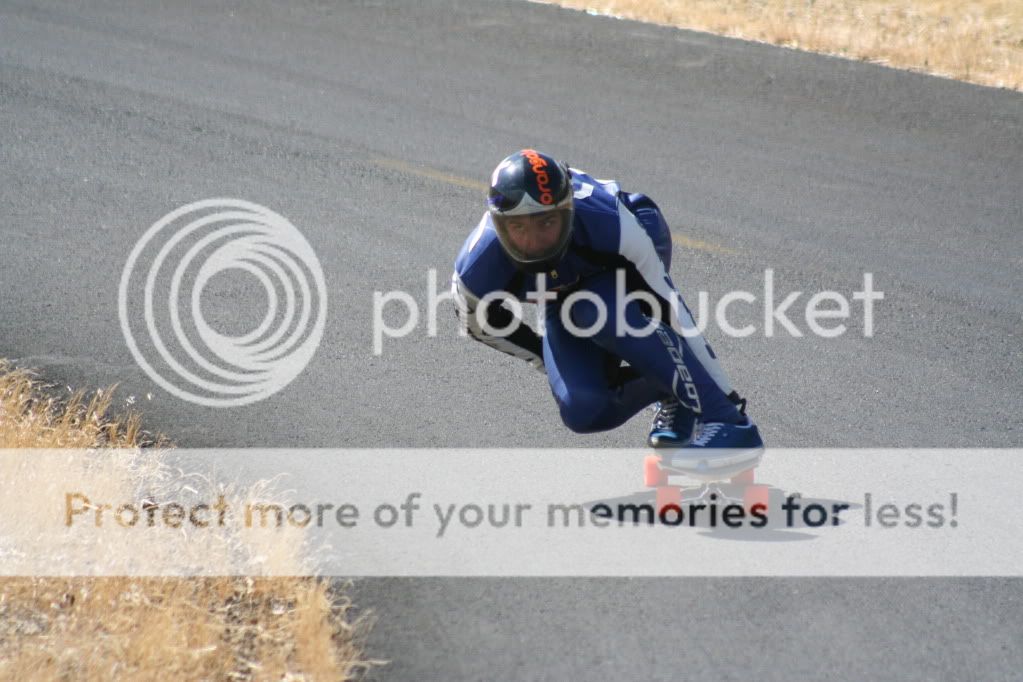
left=2, top=0, right=1022, bottom=679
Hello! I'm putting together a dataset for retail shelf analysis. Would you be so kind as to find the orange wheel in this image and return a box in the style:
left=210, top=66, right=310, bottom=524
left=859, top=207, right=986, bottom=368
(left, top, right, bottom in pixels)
left=731, top=469, right=755, bottom=486
left=644, top=455, right=667, bottom=487
left=655, top=486, right=682, bottom=515
left=744, top=484, right=771, bottom=516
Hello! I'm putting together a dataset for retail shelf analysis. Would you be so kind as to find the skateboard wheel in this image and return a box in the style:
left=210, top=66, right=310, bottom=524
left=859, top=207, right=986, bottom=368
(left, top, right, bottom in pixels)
left=655, top=486, right=681, bottom=515
left=731, top=469, right=755, bottom=486
left=744, top=484, right=771, bottom=515
left=644, top=454, right=667, bottom=487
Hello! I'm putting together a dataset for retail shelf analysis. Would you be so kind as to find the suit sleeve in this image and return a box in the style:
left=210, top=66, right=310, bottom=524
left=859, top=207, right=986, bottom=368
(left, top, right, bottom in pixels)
left=450, top=271, right=545, bottom=372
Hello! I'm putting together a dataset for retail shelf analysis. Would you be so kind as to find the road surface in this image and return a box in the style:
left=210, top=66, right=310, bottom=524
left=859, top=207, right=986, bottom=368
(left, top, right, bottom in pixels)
left=1, top=0, right=1021, bottom=678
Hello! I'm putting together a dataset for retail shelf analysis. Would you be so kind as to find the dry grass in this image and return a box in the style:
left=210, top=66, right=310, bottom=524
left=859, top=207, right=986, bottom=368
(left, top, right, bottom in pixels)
left=545, top=0, right=1023, bottom=90
left=0, top=361, right=378, bottom=680
left=0, top=577, right=369, bottom=681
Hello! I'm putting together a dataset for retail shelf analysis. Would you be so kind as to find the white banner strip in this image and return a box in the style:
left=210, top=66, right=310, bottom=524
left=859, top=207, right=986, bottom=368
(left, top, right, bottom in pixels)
left=0, top=448, right=1015, bottom=576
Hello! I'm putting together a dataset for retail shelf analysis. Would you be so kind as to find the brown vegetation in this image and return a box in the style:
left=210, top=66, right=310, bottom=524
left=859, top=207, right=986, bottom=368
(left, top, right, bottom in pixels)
left=0, top=362, right=376, bottom=680
left=548, top=0, right=1023, bottom=90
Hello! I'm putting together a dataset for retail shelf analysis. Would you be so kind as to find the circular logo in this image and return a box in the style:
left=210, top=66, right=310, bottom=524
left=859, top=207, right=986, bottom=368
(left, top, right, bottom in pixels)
left=118, top=199, right=328, bottom=407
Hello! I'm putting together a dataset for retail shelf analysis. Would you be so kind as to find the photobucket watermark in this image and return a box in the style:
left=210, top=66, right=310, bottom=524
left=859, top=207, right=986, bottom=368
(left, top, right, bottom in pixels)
left=119, top=199, right=327, bottom=407
left=372, top=268, right=884, bottom=354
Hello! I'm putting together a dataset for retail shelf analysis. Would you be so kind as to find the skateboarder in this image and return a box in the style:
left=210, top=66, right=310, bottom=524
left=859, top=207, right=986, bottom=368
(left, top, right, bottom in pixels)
left=451, top=149, right=763, bottom=452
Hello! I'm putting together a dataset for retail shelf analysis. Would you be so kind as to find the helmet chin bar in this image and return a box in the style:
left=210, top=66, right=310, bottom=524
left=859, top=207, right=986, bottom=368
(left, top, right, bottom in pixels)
left=492, top=207, right=574, bottom=273
left=514, top=248, right=568, bottom=274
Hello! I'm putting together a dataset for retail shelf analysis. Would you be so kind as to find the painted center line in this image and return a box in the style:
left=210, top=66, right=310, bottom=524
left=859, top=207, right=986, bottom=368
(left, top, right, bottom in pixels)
left=371, top=156, right=739, bottom=256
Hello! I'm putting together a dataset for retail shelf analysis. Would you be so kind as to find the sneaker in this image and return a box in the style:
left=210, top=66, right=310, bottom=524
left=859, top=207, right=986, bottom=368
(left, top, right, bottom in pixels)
left=668, top=416, right=765, bottom=475
left=685, top=416, right=764, bottom=450
left=647, top=398, right=697, bottom=448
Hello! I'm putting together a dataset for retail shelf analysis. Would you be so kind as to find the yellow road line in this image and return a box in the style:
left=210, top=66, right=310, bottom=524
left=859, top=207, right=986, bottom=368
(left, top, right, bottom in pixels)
left=371, top=156, right=488, bottom=192
left=671, top=233, right=738, bottom=256
left=371, top=155, right=738, bottom=256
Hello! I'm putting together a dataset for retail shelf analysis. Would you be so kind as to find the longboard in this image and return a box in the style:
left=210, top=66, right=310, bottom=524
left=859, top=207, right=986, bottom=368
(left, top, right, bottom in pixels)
left=644, top=450, right=771, bottom=516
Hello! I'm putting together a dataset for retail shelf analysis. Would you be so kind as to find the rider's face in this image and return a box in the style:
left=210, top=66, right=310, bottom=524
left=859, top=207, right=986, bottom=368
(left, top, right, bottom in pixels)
left=502, top=212, right=563, bottom=258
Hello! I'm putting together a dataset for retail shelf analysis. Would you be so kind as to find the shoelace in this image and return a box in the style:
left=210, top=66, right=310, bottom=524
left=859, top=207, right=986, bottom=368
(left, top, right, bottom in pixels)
left=691, top=422, right=724, bottom=446
left=652, top=400, right=679, bottom=430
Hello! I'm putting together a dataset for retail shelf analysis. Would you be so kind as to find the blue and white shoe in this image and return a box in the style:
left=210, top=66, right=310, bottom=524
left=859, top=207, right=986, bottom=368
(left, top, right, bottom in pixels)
left=647, top=398, right=697, bottom=448
left=687, top=416, right=764, bottom=450
left=668, top=416, right=765, bottom=476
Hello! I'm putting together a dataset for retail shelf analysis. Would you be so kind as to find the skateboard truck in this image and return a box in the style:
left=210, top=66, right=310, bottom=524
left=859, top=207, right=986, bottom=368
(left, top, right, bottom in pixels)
left=644, top=448, right=770, bottom=517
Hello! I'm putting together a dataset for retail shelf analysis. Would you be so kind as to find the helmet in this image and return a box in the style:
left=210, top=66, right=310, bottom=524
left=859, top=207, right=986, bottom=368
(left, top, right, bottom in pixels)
left=487, top=149, right=574, bottom=272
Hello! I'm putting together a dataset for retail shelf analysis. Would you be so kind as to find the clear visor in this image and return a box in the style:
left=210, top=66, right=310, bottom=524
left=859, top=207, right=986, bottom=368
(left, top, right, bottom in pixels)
left=493, top=208, right=573, bottom=265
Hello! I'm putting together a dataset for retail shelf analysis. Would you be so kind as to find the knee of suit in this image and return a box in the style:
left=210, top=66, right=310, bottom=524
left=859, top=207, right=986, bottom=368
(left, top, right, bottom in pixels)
left=566, top=296, right=613, bottom=341
left=558, top=389, right=611, bottom=434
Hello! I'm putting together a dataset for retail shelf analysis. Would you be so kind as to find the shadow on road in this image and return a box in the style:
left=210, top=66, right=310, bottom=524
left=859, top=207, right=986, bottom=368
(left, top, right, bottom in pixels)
left=583, top=487, right=861, bottom=543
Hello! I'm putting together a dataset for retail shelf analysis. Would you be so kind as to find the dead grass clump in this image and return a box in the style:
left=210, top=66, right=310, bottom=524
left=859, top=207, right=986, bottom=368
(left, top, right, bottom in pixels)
left=0, top=577, right=372, bottom=680
left=0, top=361, right=151, bottom=449
left=0, top=361, right=377, bottom=680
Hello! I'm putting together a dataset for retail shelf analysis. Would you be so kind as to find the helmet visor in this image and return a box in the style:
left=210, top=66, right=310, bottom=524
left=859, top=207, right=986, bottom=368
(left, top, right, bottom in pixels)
left=493, top=207, right=573, bottom=265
